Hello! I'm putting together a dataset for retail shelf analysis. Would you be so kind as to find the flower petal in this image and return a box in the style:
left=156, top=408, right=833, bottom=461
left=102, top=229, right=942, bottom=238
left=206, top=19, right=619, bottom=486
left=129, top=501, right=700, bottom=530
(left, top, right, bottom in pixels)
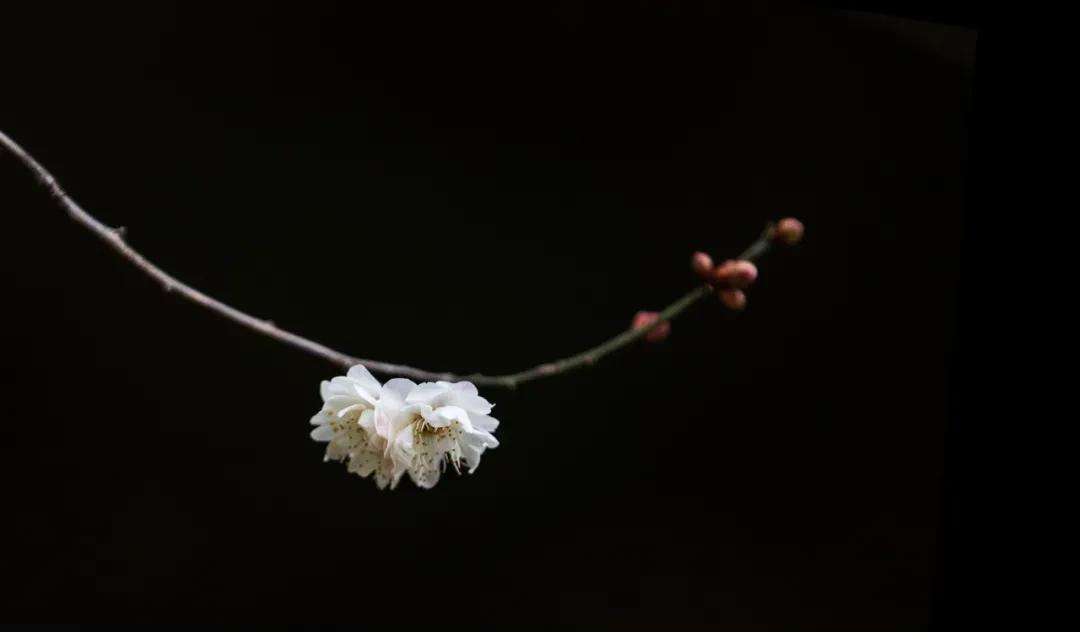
left=357, top=408, right=376, bottom=433
left=310, top=424, right=336, bottom=442
left=310, top=409, right=333, bottom=426
left=383, top=378, right=418, bottom=399
left=469, top=412, right=499, bottom=433
left=431, top=405, right=471, bottom=429
left=459, top=440, right=484, bottom=472
left=375, top=381, right=413, bottom=437
left=327, top=377, right=377, bottom=406
left=405, top=382, right=450, bottom=406
left=408, top=433, right=443, bottom=489
left=324, top=395, right=363, bottom=412
left=347, top=447, right=381, bottom=477
left=467, top=426, right=500, bottom=449
left=325, top=440, right=348, bottom=461
left=450, top=392, right=493, bottom=415
left=336, top=403, right=368, bottom=419
left=346, top=364, right=383, bottom=397
left=421, top=405, right=461, bottom=428
left=326, top=376, right=358, bottom=396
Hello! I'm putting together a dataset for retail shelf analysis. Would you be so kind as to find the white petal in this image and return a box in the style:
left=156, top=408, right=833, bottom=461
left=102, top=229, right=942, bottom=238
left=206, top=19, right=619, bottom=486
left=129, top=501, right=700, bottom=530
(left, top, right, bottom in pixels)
left=451, top=381, right=479, bottom=396
left=408, top=434, right=443, bottom=489
left=351, top=387, right=378, bottom=407
left=325, top=440, right=348, bottom=461
left=431, top=405, right=471, bottom=429
left=374, top=468, right=392, bottom=490
left=388, top=468, right=406, bottom=490
left=418, top=407, right=451, bottom=429
left=400, top=404, right=432, bottom=431
left=335, top=403, right=369, bottom=419
left=327, top=376, right=359, bottom=396
left=348, top=450, right=379, bottom=477
left=466, top=426, right=499, bottom=449
left=324, top=395, right=362, bottom=412
left=469, top=412, right=500, bottom=433
left=450, top=392, right=493, bottom=415
left=310, top=409, right=333, bottom=426
left=477, top=432, right=499, bottom=449
left=405, top=382, right=449, bottom=406
left=375, top=383, right=411, bottom=438
left=358, top=408, right=377, bottom=432
left=310, top=424, right=336, bottom=442
left=394, top=427, right=414, bottom=451
left=459, top=441, right=484, bottom=472
left=383, top=378, right=418, bottom=399
left=326, top=377, right=377, bottom=406
left=346, top=364, right=383, bottom=397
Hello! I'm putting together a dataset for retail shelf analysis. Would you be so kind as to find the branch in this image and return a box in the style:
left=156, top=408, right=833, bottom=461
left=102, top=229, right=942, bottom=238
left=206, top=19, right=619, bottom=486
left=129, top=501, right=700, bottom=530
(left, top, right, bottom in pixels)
left=1, top=129, right=785, bottom=389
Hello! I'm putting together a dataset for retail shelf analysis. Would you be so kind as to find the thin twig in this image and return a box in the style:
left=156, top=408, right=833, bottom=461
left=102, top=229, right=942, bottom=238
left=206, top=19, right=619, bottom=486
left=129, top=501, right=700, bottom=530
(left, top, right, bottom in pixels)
left=2, top=129, right=776, bottom=388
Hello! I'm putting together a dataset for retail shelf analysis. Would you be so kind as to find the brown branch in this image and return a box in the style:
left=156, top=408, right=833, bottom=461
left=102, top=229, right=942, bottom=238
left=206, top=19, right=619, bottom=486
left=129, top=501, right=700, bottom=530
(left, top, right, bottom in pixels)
left=1, top=129, right=782, bottom=388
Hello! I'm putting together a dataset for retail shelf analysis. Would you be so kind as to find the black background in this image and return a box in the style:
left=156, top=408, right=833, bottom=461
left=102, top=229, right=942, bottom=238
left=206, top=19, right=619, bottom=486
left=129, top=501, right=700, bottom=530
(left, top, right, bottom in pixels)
left=2, top=1, right=977, bottom=627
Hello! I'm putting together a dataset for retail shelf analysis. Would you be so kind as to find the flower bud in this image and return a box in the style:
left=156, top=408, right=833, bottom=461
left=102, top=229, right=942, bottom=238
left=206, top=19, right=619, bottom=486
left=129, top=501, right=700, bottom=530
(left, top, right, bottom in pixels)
left=710, top=260, right=758, bottom=289
left=691, top=251, right=714, bottom=279
left=718, top=288, right=747, bottom=311
left=631, top=310, right=671, bottom=343
left=769, top=217, right=804, bottom=246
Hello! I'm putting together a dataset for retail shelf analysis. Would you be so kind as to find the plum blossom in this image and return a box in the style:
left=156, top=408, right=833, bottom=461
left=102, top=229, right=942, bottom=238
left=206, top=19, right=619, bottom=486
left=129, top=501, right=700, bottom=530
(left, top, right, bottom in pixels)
left=309, top=364, right=400, bottom=489
left=309, top=365, right=500, bottom=489
left=376, top=378, right=501, bottom=489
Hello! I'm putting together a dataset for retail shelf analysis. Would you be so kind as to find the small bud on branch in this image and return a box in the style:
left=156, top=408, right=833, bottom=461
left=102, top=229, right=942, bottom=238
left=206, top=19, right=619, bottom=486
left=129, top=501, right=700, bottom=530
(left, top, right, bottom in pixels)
left=691, top=251, right=714, bottom=278
left=710, top=260, right=758, bottom=289
left=631, top=311, right=671, bottom=343
left=719, top=288, right=748, bottom=311
left=770, top=217, right=805, bottom=246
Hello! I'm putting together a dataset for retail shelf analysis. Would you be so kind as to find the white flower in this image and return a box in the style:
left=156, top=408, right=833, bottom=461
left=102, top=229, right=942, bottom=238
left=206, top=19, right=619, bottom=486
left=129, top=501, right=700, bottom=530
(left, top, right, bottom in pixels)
left=309, top=365, right=401, bottom=489
left=375, top=378, right=501, bottom=489
left=309, top=365, right=501, bottom=490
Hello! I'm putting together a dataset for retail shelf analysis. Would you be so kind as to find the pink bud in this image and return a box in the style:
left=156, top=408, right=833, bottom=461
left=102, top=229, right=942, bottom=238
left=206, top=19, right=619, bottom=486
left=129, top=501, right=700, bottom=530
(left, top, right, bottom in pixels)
left=710, top=260, right=758, bottom=289
left=718, top=288, right=747, bottom=311
left=731, top=260, right=758, bottom=285
left=770, top=217, right=805, bottom=246
left=691, top=251, right=714, bottom=279
left=631, top=310, right=671, bottom=343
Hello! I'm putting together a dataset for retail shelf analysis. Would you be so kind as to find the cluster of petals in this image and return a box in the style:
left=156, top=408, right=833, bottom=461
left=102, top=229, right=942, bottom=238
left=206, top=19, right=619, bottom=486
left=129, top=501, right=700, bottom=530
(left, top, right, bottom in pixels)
left=309, top=365, right=499, bottom=489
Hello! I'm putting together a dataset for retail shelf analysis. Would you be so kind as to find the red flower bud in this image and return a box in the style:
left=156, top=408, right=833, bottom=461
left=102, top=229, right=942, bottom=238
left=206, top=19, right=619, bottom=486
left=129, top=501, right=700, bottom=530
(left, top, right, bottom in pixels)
left=769, top=217, right=804, bottom=246
left=718, top=288, right=747, bottom=311
left=631, top=310, right=671, bottom=343
left=710, top=260, right=758, bottom=289
left=691, top=251, right=714, bottom=279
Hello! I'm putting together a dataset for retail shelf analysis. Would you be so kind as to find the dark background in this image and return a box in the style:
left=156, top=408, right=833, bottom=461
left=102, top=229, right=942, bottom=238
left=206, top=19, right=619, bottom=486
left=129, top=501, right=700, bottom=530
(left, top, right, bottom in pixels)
left=1, top=1, right=977, bottom=627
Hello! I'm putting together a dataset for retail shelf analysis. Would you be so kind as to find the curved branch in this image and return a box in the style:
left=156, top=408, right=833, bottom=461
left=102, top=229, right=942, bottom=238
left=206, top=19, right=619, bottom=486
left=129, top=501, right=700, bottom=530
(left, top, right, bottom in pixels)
left=1, top=129, right=777, bottom=388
